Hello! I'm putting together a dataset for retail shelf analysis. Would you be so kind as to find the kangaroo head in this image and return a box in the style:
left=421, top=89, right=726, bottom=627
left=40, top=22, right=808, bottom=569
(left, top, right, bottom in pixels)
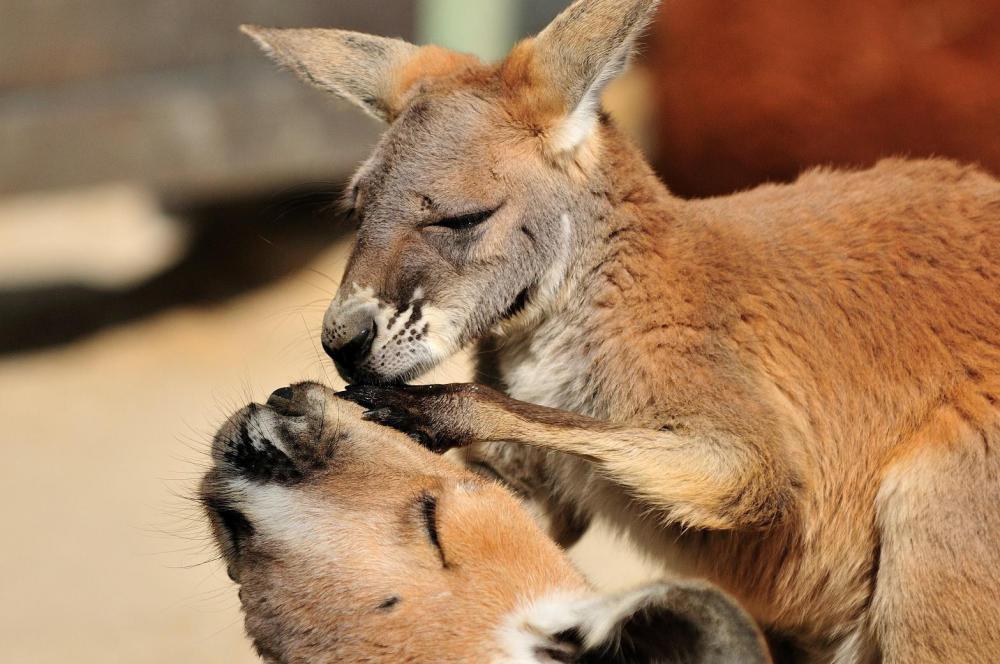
left=201, top=382, right=769, bottom=663
left=244, top=0, right=660, bottom=383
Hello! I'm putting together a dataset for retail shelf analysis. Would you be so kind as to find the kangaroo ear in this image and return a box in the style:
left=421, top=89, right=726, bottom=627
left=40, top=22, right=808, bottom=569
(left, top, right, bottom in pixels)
left=520, top=581, right=770, bottom=663
left=241, top=25, right=467, bottom=122
left=525, top=0, right=660, bottom=153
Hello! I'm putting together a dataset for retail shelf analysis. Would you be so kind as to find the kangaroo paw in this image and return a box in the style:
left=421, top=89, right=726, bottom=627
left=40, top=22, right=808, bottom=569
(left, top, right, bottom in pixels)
left=336, top=383, right=484, bottom=453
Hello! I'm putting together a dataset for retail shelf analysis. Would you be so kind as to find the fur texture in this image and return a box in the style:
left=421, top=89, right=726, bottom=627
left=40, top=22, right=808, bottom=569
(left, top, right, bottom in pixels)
left=201, top=383, right=769, bottom=663
left=247, top=0, right=1000, bottom=660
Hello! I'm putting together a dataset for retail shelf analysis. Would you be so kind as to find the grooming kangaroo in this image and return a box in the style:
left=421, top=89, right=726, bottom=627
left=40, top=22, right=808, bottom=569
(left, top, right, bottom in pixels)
left=244, top=0, right=1000, bottom=660
left=202, top=382, right=769, bottom=663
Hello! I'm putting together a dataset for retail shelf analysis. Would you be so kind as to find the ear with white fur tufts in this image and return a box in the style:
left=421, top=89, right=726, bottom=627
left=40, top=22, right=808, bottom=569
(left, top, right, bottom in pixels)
left=240, top=25, right=424, bottom=122
left=529, top=0, right=661, bottom=153
left=517, top=580, right=771, bottom=663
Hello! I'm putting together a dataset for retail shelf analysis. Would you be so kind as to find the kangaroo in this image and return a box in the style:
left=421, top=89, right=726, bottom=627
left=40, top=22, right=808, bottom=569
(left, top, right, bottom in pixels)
left=243, top=0, right=1000, bottom=660
left=201, top=382, right=770, bottom=663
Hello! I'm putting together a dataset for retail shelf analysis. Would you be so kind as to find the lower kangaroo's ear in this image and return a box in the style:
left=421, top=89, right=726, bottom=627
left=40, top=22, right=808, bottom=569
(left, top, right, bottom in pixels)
left=512, top=0, right=660, bottom=154
left=524, top=581, right=770, bottom=663
left=240, top=25, right=477, bottom=122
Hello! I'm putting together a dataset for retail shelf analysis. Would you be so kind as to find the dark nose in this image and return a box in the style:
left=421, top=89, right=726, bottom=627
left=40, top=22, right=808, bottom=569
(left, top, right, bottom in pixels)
left=266, top=385, right=297, bottom=415
left=269, top=386, right=294, bottom=402
left=323, top=321, right=376, bottom=381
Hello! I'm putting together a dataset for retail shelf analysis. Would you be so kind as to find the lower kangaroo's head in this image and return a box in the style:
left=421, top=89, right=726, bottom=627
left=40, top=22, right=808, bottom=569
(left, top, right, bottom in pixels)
left=201, top=382, right=771, bottom=663
left=244, top=0, right=660, bottom=383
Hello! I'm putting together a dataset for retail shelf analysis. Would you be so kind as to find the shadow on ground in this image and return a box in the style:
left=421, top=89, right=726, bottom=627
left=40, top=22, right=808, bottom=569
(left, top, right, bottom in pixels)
left=0, top=186, right=353, bottom=355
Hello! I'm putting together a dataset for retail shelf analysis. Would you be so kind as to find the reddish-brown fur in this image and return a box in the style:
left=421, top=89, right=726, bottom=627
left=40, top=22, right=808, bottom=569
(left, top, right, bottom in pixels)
left=201, top=384, right=770, bottom=663
left=646, top=0, right=1000, bottom=197
left=245, top=1, right=1000, bottom=660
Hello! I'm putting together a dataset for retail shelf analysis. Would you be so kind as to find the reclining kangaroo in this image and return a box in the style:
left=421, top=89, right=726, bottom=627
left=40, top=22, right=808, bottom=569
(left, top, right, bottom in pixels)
left=244, top=0, right=1000, bottom=660
left=202, top=382, right=769, bottom=662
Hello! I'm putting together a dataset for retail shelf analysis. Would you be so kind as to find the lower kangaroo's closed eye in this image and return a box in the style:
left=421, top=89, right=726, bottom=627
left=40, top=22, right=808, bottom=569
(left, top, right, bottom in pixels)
left=417, top=492, right=447, bottom=567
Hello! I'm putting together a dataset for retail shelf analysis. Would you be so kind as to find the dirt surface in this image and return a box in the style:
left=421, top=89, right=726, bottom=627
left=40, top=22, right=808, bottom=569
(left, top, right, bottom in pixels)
left=0, top=235, right=658, bottom=662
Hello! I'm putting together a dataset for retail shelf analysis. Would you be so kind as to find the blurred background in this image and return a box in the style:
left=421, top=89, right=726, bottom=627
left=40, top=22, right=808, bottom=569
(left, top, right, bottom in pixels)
left=1, top=0, right=998, bottom=661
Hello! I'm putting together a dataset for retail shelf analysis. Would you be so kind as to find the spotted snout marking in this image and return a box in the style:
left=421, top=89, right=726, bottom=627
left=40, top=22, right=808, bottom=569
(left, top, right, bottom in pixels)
left=325, top=283, right=462, bottom=381
left=323, top=284, right=381, bottom=349
left=378, top=293, right=428, bottom=344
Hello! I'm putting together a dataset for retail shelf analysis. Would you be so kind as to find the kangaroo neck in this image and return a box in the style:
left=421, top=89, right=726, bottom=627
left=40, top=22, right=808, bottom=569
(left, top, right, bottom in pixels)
left=490, top=122, right=680, bottom=360
left=550, top=123, right=679, bottom=315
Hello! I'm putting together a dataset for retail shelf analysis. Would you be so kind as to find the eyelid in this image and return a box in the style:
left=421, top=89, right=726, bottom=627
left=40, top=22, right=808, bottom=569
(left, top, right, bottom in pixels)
left=428, top=204, right=501, bottom=231
left=418, top=492, right=448, bottom=567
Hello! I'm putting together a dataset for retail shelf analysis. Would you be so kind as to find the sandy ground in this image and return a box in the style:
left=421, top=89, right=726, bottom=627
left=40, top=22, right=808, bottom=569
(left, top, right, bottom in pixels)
left=0, top=230, right=660, bottom=662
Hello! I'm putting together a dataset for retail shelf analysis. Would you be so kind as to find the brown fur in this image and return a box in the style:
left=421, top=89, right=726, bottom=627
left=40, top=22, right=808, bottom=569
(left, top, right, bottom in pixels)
left=201, top=383, right=769, bottom=663
left=345, top=150, right=1000, bottom=660
left=646, top=0, right=1000, bottom=198
left=246, top=1, right=1000, bottom=660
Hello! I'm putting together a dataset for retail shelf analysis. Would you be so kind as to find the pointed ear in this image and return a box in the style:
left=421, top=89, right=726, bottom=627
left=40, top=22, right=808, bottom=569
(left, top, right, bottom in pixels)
left=241, top=25, right=435, bottom=122
left=521, top=581, right=770, bottom=663
left=526, top=0, right=660, bottom=152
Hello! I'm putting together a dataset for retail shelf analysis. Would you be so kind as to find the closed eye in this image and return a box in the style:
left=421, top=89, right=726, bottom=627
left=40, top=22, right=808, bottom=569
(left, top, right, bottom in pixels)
left=418, top=492, right=448, bottom=567
left=430, top=207, right=497, bottom=231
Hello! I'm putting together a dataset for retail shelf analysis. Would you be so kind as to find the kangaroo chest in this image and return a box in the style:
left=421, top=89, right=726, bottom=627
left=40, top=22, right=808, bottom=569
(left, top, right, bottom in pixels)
left=495, top=317, right=611, bottom=418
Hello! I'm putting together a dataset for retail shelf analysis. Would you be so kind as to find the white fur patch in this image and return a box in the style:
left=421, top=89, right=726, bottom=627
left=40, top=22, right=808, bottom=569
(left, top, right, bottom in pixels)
left=547, top=44, right=632, bottom=154
left=494, top=589, right=589, bottom=664
left=571, top=584, right=669, bottom=651
left=229, top=480, right=320, bottom=543
left=229, top=481, right=352, bottom=563
left=419, top=301, right=463, bottom=358
left=549, top=105, right=600, bottom=155
left=325, top=282, right=464, bottom=380
left=493, top=584, right=689, bottom=663
left=242, top=408, right=304, bottom=457
left=830, top=625, right=875, bottom=664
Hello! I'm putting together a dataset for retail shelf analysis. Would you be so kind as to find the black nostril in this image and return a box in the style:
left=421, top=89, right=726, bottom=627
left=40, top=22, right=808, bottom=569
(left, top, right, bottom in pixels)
left=342, top=323, right=375, bottom=358
left=326, top=321, right=376, bottom=379
left=267, top=385, right=303, bottom=417
left=269, top=386, right=294, bottom=402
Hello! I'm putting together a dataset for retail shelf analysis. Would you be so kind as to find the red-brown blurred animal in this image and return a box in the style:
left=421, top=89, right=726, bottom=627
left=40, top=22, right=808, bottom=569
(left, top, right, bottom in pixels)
left=648, top=0, right=1000, bottom=197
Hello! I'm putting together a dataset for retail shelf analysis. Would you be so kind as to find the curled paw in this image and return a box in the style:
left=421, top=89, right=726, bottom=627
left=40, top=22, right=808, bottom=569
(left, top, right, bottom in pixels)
left=336, top=384, right=466, bottom=453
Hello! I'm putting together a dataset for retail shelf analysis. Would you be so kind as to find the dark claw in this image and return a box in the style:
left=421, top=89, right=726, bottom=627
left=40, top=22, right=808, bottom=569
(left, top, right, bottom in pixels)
left=405, top=429, right=436, bottom=449
left=361, top=406, right=417, bottom=431
left=336, top=385, right=388, bottom=410
left=336, top=383, right=461, bottom=454
left=361, top=407, right=396, bottom=424
left=361, top=407, right=445, bottom=452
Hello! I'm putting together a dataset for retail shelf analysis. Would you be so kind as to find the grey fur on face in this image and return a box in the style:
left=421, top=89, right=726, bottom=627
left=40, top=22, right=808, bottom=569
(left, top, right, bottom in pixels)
left=243, top=4, right=659, bottom=386
left=321, top=90, right=587, bottom=383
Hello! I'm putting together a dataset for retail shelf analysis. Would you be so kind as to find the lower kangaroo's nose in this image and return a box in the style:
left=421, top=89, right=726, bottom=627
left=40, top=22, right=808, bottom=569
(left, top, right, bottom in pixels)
left=324, top=320, right=376, bottom=382
left=266, top=385, right=298, bottom=416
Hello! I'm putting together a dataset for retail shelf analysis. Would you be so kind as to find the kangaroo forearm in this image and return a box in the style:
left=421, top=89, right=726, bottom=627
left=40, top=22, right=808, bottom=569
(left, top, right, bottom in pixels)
left=492, top=410, right=795, bottom=531
left=482, top=396, right=618, bottom=443
left=339, top=383, right=797, bottom=530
